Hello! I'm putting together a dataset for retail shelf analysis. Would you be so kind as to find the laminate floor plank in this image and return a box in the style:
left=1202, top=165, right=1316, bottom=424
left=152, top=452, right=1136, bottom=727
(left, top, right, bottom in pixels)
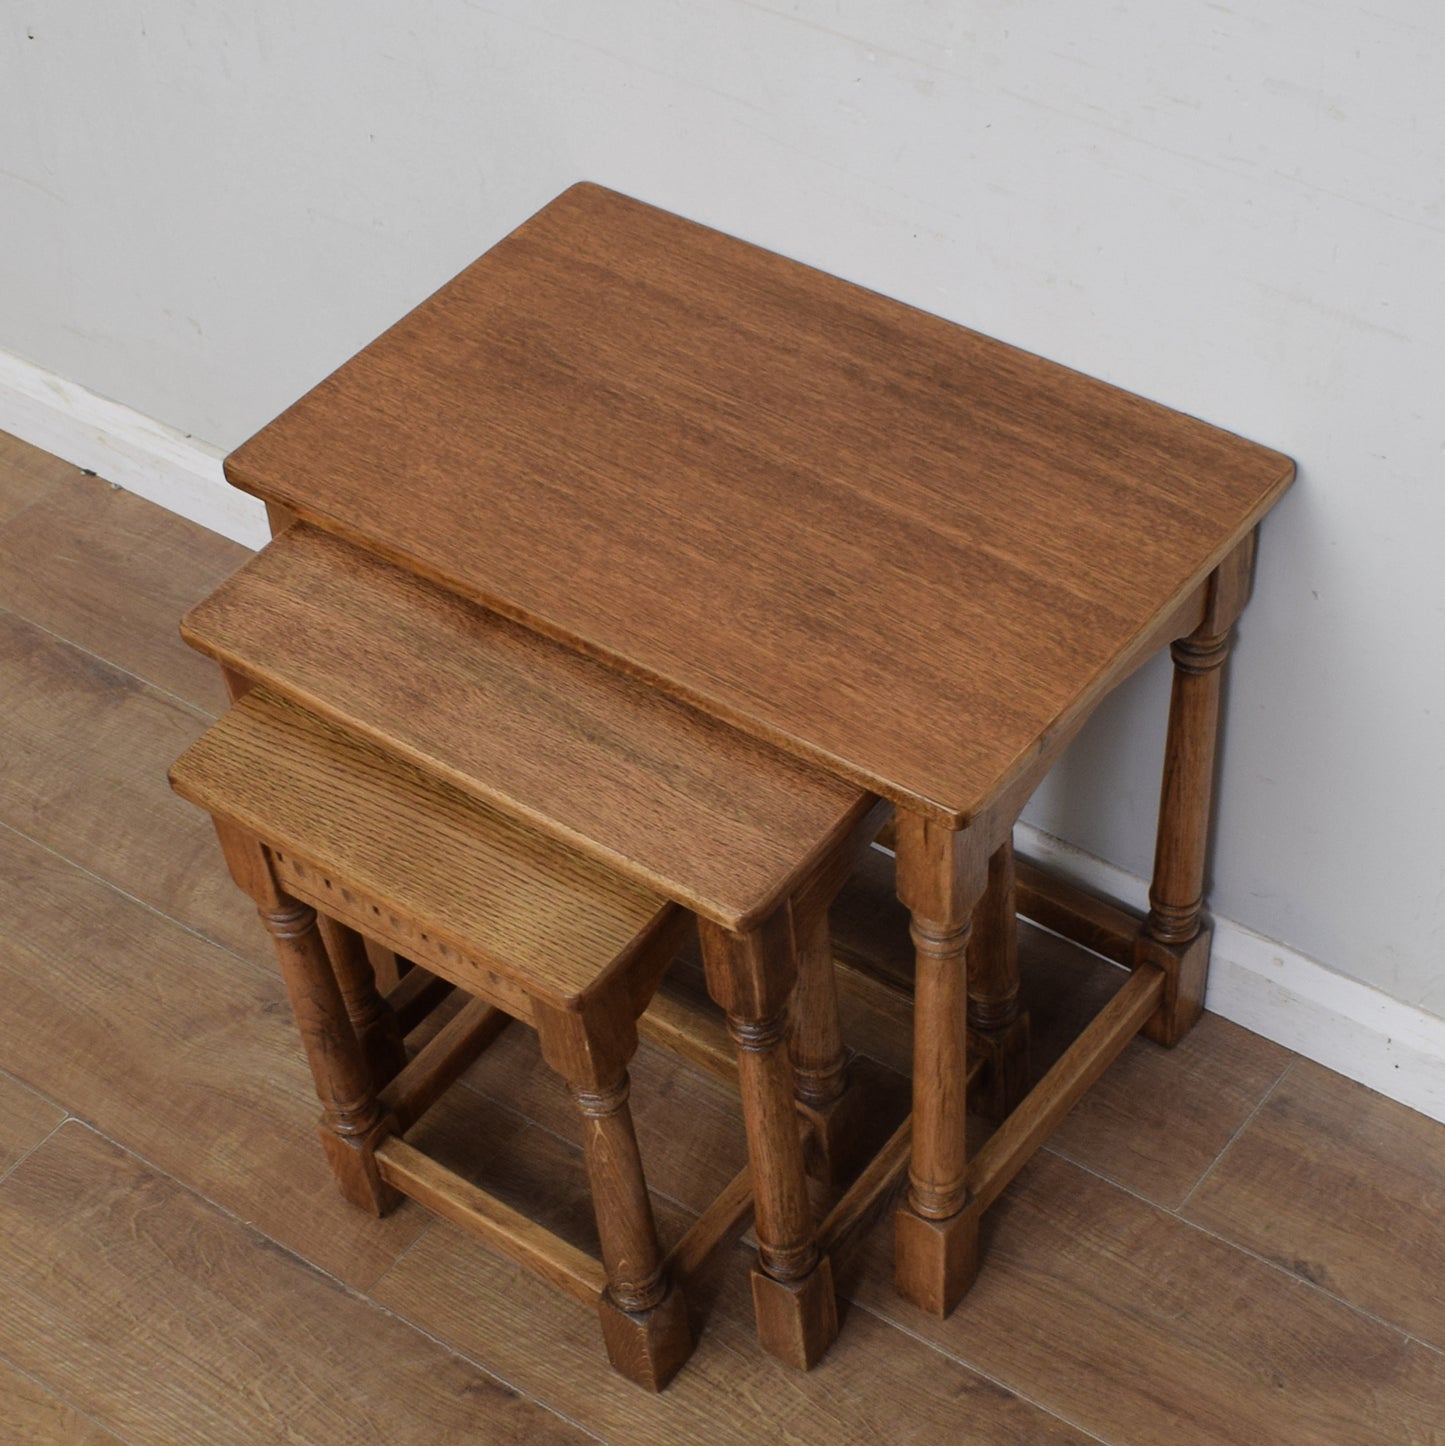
left=372, top=1121, right=1090, bottom=1446
left=1184, top=1058, right=1445, bottom=1351
left=0, top=472, right=247, bottom=713
left=845, top=1149, right=1445, bottom=1445
left=0, top=823, right=427, bottom=1288
left=1042, top=1012, right=1292, bottom=1208
left=0, top=1068, right=66, bottom=1179
left=0, top=1353, right=124, bottom=1444
left=0, top=609, right=271, bottom=969
left=0, top=431, right=75, bottom=522
left=0, top=1124, right=587, bottom=1446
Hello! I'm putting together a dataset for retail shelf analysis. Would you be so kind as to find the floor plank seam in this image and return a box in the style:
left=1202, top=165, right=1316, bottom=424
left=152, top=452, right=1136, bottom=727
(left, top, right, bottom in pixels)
left=1055, top=1141, right=1438, bottom=1353
left=0, top=1343, right=137, bottom=1446
left=0, top=1115, right=72, bottom=1189
left=841, top=1293, right=1115, bottom=1445
left=0, top=816, right=277, bottom=986
left=1174, top=1052, right=1299, bottom=1213
left=23, top=1119, right=607, bottom=1445
left=1173, top=1211, right=1445, bottom=1357
left=0, top=598, right=222, bottom=722
left=0, top=1060, right=70, bottom=1118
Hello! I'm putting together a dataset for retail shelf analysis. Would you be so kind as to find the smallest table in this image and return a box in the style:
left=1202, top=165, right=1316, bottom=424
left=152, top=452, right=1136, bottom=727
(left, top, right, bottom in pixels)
left=222, top=182, right=1296, bottom=1319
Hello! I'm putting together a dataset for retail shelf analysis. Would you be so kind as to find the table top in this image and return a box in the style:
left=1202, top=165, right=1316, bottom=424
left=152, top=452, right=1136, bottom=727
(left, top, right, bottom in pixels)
left=171, top=687, right=674, bottom=1011
left=227, top=183, right=1294, bottom=824
left=183, top=523, right=875, bottom=932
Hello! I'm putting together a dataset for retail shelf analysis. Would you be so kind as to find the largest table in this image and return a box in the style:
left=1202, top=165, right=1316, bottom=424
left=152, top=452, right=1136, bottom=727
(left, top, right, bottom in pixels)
left=227, top=183, right=1295, bottom=1316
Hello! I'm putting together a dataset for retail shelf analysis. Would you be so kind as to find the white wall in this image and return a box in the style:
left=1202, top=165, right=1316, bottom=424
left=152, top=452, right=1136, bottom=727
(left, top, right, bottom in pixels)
left=4, top=2, right=1443, bottom=1018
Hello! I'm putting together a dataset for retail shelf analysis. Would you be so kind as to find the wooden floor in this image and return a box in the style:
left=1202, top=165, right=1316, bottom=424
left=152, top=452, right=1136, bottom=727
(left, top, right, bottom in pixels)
left=1, top=429, right=1442, bottom=1444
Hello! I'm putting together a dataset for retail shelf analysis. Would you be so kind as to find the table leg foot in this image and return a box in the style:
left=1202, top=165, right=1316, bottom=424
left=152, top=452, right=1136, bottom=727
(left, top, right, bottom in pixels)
left=750, top=1256, right=839, bottom=1370
left=893, top=1199, right=980, bottom=1317
left=1136, top=921, right=1212, bottom=1047
left=315, top=1117, right=399, bottom=1216
left=597, top=1281, right=694, bottom=1392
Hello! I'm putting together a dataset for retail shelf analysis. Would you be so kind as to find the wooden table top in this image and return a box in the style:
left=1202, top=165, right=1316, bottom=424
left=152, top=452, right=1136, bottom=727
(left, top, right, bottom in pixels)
left=227, top=183, right=1294, bottom=824
left=183, top=524, right=875, bottom=932
left=171, top=687, right=673, bottom=1011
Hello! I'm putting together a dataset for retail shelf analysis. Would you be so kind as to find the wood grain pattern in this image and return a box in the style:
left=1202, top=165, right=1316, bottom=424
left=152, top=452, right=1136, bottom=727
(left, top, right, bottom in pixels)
left=0, top=823, right=427, bottom=1287
left=1184, top=1059, right=1445, bottom=1351
left=0, top=1356, right=122, bottom=1445
left=0, top=1070, right=65, bottom=1179
left=850, top=1149, right=1445, bottom=1445
left=0, top=473, right=246, bottom=712
left=170, top=688, right=672, bottom=1010
left=1043, top=1010, right=1292, bottom=1210
left=0, top=1124, right=585, bottom=1444
left=227, top=182, right=1294, bottom=822
left=0, top=611, right=270, bottom=969
left=0, top=431, right=74, bottom=522
left=375, top=1208, right=1090, bottom=1445
left=183, top=523, right=873, bottom=930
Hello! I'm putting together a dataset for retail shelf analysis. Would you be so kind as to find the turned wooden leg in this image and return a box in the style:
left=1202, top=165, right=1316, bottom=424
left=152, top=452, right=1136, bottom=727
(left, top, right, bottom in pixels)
left=316, top=916, right=409, bottom=1085
left=211, top=820, right=396, bottom=1214
left=789, top=897, right=877, bottom=1184
left=893, top=811, right=989, bottom=1316
left=699, top=914, right=838, bottom=1370
left=789, top=900, right=848, bottom=1115
left=536, top=1007, right=692, bottom=1392
left=967, top=839, right=1030, bottom=1122
left=1138, top=534, right=1254, bottom=1047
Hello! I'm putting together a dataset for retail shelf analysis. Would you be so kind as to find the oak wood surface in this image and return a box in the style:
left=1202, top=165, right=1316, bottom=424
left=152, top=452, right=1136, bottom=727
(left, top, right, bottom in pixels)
left=1184, top=1059, right=1445, bottom=1352
left=382, top=995, right=512, bottom=1132
left=227, top=182, right=1294, bottom=823
left=0, top=1124, right=585, bottom=1444
left=170, top=688, right=673, bottom=1011
left=0, top=472, right=246, bottom=712
left=183, top=523, right=873, bottom=931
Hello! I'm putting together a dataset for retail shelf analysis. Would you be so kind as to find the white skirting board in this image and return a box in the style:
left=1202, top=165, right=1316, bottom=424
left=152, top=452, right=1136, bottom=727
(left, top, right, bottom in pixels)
left=3, top=342, right=1441, bottom=1124
left=1018, top=823, right=1445, bottom=1125
left=0, top=347, right=269, bottom=548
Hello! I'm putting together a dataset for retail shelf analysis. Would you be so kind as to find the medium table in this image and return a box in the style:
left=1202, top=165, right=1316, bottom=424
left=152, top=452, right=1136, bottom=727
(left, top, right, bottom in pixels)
left=226, top=183, right=1295, bottom=1317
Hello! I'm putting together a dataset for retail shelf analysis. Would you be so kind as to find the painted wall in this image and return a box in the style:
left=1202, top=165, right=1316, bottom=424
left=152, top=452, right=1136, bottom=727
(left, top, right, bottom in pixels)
left=4, top=2, right=1442, bottom=1014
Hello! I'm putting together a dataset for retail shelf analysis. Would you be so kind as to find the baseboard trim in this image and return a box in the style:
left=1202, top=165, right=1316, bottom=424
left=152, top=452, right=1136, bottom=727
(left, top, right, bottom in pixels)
left=1017, top=823, right=1445, bottom=1125
left=0, top=346, right=268, bottom=547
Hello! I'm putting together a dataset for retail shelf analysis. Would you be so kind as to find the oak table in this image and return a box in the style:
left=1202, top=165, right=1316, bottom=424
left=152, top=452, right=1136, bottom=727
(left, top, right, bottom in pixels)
left=182, top=520, right=889, bottom=1368
left=225, top=183, right=1295, bottom=1317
